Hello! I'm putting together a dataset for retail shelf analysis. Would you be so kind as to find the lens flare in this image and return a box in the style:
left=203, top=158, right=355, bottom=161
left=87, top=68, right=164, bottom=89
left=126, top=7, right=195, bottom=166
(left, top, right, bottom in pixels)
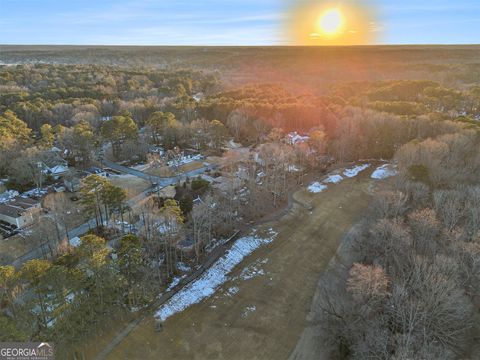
left=285, top=1, right=380, bottom=45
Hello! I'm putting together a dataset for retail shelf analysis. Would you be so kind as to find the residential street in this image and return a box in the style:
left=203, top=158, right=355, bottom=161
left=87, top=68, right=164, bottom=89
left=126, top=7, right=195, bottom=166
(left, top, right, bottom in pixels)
left=9, top=160, right=219, bottom=267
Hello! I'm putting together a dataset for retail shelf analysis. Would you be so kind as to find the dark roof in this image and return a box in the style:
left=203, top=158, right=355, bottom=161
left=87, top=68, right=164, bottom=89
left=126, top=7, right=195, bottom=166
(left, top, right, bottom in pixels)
left=8, top=197, right=39, bottom=209
left=0, top=204, right=25, bottom=218
left=0, top=197, right=40, bottom=218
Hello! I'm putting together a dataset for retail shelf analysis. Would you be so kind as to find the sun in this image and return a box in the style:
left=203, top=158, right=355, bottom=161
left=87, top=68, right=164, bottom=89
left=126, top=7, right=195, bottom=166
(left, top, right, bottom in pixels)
left=317, top=8, right=343, bottom=35
left=286, top=1, right=378, bottom=45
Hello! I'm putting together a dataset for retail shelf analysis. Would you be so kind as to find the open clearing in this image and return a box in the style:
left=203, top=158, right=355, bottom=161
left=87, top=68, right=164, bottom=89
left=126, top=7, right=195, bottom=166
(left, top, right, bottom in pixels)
left=100, top=169, right=374, bottom=360
left=145, top=161, right=205, bottom=178
left=109, top=175, right=151, bottom=199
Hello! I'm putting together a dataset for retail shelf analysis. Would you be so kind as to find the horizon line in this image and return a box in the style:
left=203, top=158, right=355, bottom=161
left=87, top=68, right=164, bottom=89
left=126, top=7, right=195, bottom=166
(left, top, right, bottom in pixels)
left=1, top=43, right=480, bottom=47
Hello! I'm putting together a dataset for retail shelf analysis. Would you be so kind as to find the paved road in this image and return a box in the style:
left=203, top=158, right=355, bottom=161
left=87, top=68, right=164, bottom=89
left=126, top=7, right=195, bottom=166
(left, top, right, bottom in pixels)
left=102, top=159, right=218, bottom=187
left=9, top=160, right=219, bottom=267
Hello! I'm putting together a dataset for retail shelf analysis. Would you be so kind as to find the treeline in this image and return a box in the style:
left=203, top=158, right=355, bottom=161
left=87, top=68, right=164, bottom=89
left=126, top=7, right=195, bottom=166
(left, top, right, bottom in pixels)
left=316, top=127, right=480, bottom=358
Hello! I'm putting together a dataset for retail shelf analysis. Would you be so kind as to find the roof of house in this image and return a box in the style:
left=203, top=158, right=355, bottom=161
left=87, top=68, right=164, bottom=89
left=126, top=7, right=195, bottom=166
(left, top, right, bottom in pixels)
left=9, top=197, right=39, bottom=208
left=0, top=197, right=40, bottom=218
left=0, top=204, right=26, bottom=218
left=50, top=165, right=68, bottom=174
left=43, top=156, right=68, bottom=169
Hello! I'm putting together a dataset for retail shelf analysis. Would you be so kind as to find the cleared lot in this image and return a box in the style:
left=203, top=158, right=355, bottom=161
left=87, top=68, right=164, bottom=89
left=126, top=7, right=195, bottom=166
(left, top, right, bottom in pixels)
left=144, top=161, right=206, bottom=178
left=109, top=175, right=151, bottom=199
left=102, top=169, right=374, bottom=360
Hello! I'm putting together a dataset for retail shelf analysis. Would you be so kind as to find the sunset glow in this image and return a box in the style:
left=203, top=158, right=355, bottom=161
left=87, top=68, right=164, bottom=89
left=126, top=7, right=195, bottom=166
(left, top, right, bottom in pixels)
left=317, top=8, right=343, bottom=36
left=287, top=1, right=379, bottom=45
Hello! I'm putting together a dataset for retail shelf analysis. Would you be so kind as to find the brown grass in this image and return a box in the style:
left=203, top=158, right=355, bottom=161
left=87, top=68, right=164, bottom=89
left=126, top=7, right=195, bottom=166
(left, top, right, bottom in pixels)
left=109, top=176, right=151, bottom=199
left=92, top=169, right=374, bottom=360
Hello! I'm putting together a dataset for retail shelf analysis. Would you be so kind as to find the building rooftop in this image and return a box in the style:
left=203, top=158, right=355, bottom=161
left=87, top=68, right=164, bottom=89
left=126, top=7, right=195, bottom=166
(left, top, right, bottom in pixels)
left=0, top=197, right=40, bottom=218
left=0, top=204, right=25, bottom=218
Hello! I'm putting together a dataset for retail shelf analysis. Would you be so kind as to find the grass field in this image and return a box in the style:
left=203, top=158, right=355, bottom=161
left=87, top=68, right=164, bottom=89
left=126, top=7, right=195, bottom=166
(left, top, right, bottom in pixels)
left=96, top=168, right=375, bottom=360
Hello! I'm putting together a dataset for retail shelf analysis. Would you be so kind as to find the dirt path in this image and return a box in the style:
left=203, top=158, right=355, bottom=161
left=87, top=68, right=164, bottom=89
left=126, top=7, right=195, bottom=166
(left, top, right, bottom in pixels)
left=103, top=170, right=374, bottom=360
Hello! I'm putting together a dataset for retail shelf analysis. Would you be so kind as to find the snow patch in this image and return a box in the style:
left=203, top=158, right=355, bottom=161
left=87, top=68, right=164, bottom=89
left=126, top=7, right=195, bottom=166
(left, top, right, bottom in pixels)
left=166, top=275, right=186, bottom=292
left=371, top=164, right=397, bottom=179
left=22, top=188, right=47, bottom=197
left=308, top=182, right=327, bottom=193
left=226, top=286, right=239, bottom=297
left=343, top=164, right=371, bottom=178
left=242, top=305, right=256, bottom=317
left=239, top=258, right=268, bottom=281
left=323, top=174, right=343, bottom=184
left=176, top=262, right=191, bottom=273
left=154, top=232, right=277, bottom=321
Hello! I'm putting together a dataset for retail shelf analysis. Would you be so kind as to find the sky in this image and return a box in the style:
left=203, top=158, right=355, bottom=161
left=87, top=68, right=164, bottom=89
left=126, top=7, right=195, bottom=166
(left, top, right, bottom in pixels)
left=1, top=0, right=480, bottom=45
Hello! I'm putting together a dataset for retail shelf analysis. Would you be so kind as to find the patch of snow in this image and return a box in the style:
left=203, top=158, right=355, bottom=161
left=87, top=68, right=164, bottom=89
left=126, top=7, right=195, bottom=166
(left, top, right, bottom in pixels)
left=177, top=262, right=191, bottom=273
left=323, top=174, right=343, bottom=184
left=226, top=286, right=239, bottom=297
left=22, top=188, right=47, bottom=197
left=308, top=182, right=327, bottom=193
left=242, top=305, right=256, bottom=317
left=155, top=232, right=277, bottom=322
left=167, top=275, right=186, bottom=292
left=239, top=258, right=267, bottom=281
left=371, top=164, right=398, bottom=179
left=343, top=164, right=371, bottom=178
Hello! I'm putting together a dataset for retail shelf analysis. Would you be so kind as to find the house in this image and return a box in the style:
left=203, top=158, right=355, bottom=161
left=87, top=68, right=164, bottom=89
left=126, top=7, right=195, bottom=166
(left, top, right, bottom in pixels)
left=41, top=154, right=69, bottom=179
left=64, top=177, right=81, bottom=192
left=0, top=197, right=41, bottom=228
left=48, top=164, right=69, bottom=177
left=63, top=170, right=85, bottom=192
